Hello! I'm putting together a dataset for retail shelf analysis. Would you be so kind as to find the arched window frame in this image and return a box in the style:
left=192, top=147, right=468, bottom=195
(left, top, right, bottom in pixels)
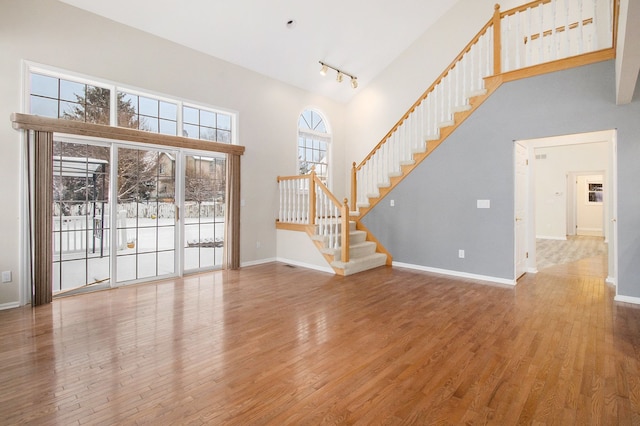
left=297, top=108, right=332, bottom=187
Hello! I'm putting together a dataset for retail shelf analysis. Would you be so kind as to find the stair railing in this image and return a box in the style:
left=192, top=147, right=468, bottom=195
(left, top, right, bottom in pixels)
left=277, top=168, right=350, bottom=262
left=351, top=0, right=615, bottom=212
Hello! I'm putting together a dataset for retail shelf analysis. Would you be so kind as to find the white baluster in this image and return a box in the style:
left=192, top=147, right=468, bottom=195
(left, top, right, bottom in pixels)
left=538, top=4, right=544, bottom=64
left=437, top=82, right=443, bottom=129
left=551, top=0, right=557, bottom=60
left=504, top=14, right=510, bottom=72
left=515, top=11, right=521, bottom=69
left=278, top=181, right=282, bottom=222
left=578, top=0, right=584, bottom=54
left=565, top=0, right=570, bottom=57
left=591, top=0, right=598, bottom=50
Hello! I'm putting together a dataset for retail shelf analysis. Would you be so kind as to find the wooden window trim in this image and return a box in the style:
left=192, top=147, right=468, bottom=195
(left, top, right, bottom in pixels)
left=11, top=113, right=245, bottom=156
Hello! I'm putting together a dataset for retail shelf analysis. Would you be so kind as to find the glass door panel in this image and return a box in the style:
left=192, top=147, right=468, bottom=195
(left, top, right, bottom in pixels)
left=184, top=154, right=226, bottom=271
left=52, top=141, right=110, bottom=293
left=116, top=147, right=176, bottom=283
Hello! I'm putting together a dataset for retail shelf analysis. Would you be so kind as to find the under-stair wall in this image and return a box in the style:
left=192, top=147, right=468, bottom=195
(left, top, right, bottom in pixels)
left=361, top=59, right=640, bottom=288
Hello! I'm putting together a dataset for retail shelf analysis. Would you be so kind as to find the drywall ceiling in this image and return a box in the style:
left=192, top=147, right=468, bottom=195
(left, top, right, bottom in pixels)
left=58, top=0, right=461, bottom=103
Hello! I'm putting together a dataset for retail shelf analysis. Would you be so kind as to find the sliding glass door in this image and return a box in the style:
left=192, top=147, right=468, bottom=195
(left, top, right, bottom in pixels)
left=52, top=140, right=111, bottom=294
left=51, top=140, right=227, bottom=295
left=115, top=147, right=177, bottom=282
left=183, top=154, right=226, bottom=271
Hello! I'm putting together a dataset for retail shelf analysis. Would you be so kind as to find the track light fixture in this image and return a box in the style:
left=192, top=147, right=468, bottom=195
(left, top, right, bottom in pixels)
left=318, top=61, right=358, bottom=89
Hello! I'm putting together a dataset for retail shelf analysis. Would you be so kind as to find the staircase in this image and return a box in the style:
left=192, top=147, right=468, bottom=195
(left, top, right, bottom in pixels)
left=310, top=220, right=387, bottom=276
left=278, top=0, right=617, bottom=276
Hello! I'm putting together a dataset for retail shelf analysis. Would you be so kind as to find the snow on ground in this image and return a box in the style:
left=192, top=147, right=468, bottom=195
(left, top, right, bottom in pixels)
left=53, top=217, right=225, bottom=292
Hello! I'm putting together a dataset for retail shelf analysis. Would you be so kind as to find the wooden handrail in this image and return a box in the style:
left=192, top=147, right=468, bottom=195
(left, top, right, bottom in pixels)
left=500, top=0, right=552, bottom=17
left=277, top=174, right=308, bottom=182
left=313, top=175, right=343, bottom=208
left=354, top=16, right=494, bottom=172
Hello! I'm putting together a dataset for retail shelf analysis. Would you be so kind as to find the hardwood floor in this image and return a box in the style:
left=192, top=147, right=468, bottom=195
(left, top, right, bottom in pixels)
left=1, top=258, right=639, bottom=425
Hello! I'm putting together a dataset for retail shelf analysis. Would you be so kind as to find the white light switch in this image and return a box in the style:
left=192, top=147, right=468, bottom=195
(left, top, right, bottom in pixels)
left=477, top=199, right=490, bottom=209
left=390, top=200, right=395, bottom=207
left=1, top=271, right=11, bottom=283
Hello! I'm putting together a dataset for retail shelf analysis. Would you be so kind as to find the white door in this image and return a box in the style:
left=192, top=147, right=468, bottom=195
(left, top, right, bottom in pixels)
left=515, top=142, right=528, bottom=279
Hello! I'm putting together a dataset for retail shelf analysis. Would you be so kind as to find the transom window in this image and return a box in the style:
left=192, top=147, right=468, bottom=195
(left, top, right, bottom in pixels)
left=27, top=66, right=236, bottom=144
left=118, top=92, right=178, bottom=136
left=298, top=109, right=330, bottom=182
left=30, top=73, right=111, bottom=125
left=183, top=106, right=232, bottom=142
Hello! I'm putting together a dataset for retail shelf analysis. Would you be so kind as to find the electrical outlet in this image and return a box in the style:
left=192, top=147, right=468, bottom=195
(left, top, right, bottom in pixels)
left=1, top=271, right=11, bottom=283
left=458, top=250, right=465, bottom=259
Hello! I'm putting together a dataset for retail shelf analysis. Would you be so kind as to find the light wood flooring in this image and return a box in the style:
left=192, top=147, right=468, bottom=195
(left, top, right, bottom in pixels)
left=1, top=255, right=639, bottom=424
left=536, top=235, right=607, bottom=271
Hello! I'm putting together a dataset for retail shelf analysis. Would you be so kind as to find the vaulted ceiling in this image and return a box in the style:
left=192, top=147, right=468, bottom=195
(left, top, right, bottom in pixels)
left=57, top=0, right=639, bottom=104
left=57, top=0, right=462, bottom=103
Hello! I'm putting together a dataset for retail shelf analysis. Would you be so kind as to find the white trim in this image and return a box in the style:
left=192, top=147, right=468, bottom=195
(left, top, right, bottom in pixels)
left=23, top=60, right=239, bottom=145
left=240, top=258, right=278, bottom=268
left=0, top=302, right=21, bottom=311
left=392, top=262, right=517, bottom=286
left=576, top=227, right=604, bottom=236
left=606, top=276, right=615, bottom=285
left=536, top=235, right=567, bottom=241
left=275, top=258, right=335, bottom=274
left=614, top=295, right=640, bottom=305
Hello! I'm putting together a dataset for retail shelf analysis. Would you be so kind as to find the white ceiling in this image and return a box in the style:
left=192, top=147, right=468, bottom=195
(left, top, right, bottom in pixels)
left=58, top=0, right=461, bottom=103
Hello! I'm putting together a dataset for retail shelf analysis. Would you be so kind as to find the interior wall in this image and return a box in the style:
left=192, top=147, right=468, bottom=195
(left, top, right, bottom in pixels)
left=362, top=60, right=640, bottom=301
left=533, top=142, right=608, bottom=240
left=0, top=0, right=347, bottom=307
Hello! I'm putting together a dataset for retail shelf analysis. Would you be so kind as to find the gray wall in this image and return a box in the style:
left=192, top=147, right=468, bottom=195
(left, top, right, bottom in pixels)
left=363, top=60, right=640, bottom=298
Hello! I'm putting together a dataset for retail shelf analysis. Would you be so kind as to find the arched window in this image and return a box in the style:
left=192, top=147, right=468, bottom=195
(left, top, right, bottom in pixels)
left=298, top=109, right=331, bottom=184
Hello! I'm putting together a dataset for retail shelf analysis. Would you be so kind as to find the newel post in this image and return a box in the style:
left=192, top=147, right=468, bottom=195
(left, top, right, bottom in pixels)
left=350, top=162, right=357, bottom=211
left=492, top=3, right=502, bottom=75
left=341, top=198, right=350, bottom=263
left=309, top=167, right=316, bottom=225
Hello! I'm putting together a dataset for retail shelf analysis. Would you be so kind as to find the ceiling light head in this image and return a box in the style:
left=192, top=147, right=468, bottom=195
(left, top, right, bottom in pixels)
left=351, top=77, right=358, bottom=89
left=336, top=72, right=344, bottom=83
left=319, top=63, right=328, bottom=76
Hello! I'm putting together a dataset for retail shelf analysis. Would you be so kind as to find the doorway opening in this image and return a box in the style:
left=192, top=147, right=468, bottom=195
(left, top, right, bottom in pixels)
left=515, top=129, right=617, bottom=283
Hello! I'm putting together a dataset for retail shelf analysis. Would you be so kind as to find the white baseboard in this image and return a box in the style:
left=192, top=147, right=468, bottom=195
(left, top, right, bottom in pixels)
left=276, top=258, right=334, bottom=274
left=240, top=258, right=277, bottom=268
left=527, top=267, right=539, bottom=274
left=392, top=262, right=516, bottom=286
left=576, top=228, right=604, bottom=237
left=0, top=302, right=20, bottom=311
left=606, top=276, right=616, bottom=286
left=614, top=294, right=640, bottom=305
left=536, top=235, right=567, bottom=241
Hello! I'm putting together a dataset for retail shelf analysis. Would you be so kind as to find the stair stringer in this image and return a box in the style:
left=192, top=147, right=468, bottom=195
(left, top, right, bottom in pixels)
left=356, top=76, right=502, bottom=220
